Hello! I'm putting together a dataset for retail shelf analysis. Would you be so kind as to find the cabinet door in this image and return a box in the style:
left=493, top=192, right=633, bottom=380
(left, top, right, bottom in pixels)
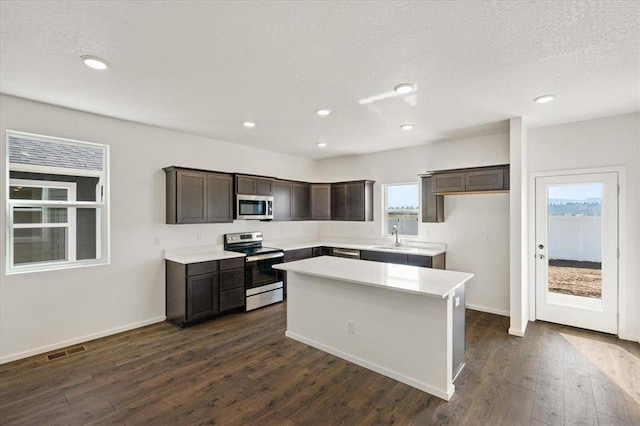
left=466, top=168, right=504, bottom=191
left=292, top=183, right=311, bottom=220
left=421, top=177, right=444, bottom=223
left=236, top=176, right=256, bottom=194
left=331, top=184, right=347, bottom=220
left=274, top=181, right=293, bottom=221
left=186, top=273, right=219, bottom=321
left=407, top=254, right=432, bottom=268
left=176, top=171, right=208, bottom=223
left=256, top=178, right=274, bottom=196
left=311, top=184, right=331, bottom=220
left=284, top=248, right=313, bottom=262
left=347, top=182, right=365, bottom=221
left=360, top=250, right=408, bottom=265
left=433, top=173, right=466, bottom=193
left=220, top=288, right=245, bottom=312
left=207, top=173, right=233, bottom=223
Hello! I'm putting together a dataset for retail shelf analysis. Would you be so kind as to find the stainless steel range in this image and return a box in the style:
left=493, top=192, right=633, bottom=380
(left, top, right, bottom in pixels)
left=224, top=232, right=284, bottom=311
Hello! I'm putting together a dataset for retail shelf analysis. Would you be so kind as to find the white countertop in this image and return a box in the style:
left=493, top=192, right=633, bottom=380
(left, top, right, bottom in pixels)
left=165, top=250, right=245, bottom=264
left=270, top=240, right=446, bottom=257
left=274, top=256, right=472, bottom=298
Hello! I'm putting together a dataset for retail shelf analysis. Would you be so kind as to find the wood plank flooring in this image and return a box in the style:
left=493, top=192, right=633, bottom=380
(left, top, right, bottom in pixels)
left=1, top=303, right=639, bottom=425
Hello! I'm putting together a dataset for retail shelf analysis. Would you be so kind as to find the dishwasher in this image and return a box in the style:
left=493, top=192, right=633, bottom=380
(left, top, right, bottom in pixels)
left=332, top=248, right=361, bottom=259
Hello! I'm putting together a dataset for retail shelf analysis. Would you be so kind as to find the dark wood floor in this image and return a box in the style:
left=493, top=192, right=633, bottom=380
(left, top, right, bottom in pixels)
left=1, top=303, right=639, bottom=425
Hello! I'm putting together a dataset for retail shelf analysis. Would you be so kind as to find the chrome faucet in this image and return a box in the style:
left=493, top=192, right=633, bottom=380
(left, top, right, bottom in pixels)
left=392, top=225, right=400, bottom=247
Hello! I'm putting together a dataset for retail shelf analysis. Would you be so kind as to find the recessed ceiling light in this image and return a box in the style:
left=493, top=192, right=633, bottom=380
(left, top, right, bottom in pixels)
left=316, top=109, right=332, bottom=116
left=81, top=55, right=109, bottom=70
left=400, top=124, right=414, bottom=130
left=534, top=94, right=555, bottom=104
left=316, top=142, right=328, bottom=148
left=394, top=83, right=416, bottom=95
left=242, top=121, right=256, bottom=128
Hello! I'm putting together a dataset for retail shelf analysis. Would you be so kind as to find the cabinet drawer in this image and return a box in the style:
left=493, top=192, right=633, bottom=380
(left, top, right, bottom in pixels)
left=407, top=254, right=432, bottom=268
left=220, top=288, right=245, bottom=311
left=284, top=248, right=313, bottom=262
left=312, top=247, right=324, bottom=257
left=220, top=268, right=245, bottom=291
left=220, top=257, right=245, bottom=271
left=361, top=250, right=407, bottom=265
left=187, top=261, right=218, bottom=276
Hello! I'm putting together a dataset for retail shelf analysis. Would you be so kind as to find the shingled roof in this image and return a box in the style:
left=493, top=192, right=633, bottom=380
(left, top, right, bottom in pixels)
left=9, top=135, right=104, bottom=171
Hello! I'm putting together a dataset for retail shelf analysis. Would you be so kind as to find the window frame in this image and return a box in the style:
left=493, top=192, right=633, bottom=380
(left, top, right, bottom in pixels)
left=382, top=182, right=420, bottom=239
left=5, top=130, right=110, bottom=275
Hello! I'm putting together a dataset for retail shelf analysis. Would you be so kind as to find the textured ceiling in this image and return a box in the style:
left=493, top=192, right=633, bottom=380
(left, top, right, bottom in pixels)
left=1, top=1, right=638, bottom=160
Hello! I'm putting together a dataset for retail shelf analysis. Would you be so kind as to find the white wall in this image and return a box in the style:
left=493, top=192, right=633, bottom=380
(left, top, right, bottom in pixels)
left=528, top=112, right=640, bottom=341
left=0, top=95, right=320, bottom=362
left=314, top=133, right=511, bottom=316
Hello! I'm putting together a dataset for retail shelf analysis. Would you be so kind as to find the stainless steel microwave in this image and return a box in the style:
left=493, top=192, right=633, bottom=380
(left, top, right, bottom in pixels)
left=236, top=194, right=274, bottom=220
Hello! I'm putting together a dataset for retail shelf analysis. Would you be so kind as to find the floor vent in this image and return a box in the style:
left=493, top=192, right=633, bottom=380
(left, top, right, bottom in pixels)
left=45, top=345, right=87, bottom=361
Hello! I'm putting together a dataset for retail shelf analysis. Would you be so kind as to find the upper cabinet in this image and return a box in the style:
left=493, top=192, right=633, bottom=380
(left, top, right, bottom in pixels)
left=235, top=175, right=274, bottom=196
left=273, top=180, right=293, bottom=221
left=311, top=184, right=331, bottom=220
left=331, top=181, right=374, bottom=221
left=164, top=167, right=233, bottom=224
left=421, top=177, right=444, bottom=223
left=420, top=164, right=509, bottom=223
left=429, top=165, right=509, bottom=194
left=292, top=183, right=311, bottom=221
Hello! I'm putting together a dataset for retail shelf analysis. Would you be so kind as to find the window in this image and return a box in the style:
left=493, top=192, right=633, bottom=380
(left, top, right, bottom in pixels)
left=384, top=183, right=419, bottom=236
left=6, top=131, right=109, bottom=273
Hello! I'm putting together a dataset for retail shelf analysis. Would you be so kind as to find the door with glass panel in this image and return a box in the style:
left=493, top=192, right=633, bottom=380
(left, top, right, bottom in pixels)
left=535, top=172, right=618, bottom=334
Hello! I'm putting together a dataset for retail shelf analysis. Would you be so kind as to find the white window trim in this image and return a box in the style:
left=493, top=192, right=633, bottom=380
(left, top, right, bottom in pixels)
left=382, top=182, right=420, bottom=239
left=5, top=130, right=110, bottom=275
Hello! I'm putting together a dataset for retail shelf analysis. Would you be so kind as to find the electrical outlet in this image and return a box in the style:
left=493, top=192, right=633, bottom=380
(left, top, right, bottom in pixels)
left=347, top=320, right=355, bottom=334
left=455, top=297, right=460, bottom=307
left=485, top=233, right=492, bottom=243
left=153, top=236, right=160, bottom=245
left=425, top=230, right=431, bottom=238
left=197, top=233, right=202, bottom=242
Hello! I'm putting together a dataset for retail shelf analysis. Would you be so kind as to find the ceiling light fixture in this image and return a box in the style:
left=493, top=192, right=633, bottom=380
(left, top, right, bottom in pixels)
left=534, top=94, right=555, bottom=104
left=316, top=109, right=332, bottom=116
left=400, top=124, right=415, bottom=131
left=394, top=83, right=416, bottom=95
left=81, top=55, right=109, bottom=70
left=242, top=121, right=256, bottom=128
left=316, top=142, right=328, bottom=148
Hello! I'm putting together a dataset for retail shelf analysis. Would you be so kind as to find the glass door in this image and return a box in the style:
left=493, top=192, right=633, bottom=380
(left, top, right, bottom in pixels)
left=535, top=172, right=618, bottom=333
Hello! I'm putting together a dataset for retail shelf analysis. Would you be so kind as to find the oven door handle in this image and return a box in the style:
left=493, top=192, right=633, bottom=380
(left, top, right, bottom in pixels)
left=246, top=252, right=284, bottom=262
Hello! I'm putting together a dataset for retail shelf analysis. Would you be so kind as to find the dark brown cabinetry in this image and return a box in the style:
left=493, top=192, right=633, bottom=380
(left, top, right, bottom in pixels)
left=331, top=181, right=374, bottom=221
left=236, top=175, right=274, bottom=196
left=429, top=165, right=509, bottom=194
left=273, top=180, right=293, bottom=221
left=283, top=248, right=314, bottom=262
left=164, top=167, right=233, bottom=224
left=311, top=184, right=331, bottom=220
left=360, top=250, right=445, bottom=269
left=166, top=257, right=245, bottom=328
left=421, top=177, right=445, bottom=223
left=292, top=183, right=311, bottom=220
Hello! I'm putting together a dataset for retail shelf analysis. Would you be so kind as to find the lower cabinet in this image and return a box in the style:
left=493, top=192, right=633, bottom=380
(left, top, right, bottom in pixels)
left=166, top=257, right=245, bottom=327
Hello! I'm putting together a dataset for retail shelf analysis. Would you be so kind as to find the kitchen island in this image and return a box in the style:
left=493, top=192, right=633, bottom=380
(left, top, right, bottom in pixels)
left=274, top=256, right=473, bottom=401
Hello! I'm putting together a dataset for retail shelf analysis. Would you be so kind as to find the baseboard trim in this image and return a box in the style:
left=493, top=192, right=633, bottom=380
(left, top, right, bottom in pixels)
left=285, top=330, right=454, bottom=401
left=0, top=316, right=166, bottom=364
left=618, top=333, right=640, bottom=343
left=508, top=327, right=526, bottom=337
left=466, top=303, right=510, bottom=317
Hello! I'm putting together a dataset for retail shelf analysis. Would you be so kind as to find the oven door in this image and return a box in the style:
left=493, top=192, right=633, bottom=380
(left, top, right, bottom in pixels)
left=245, top=252, right=284, bottom=290
left=236, top=195, right=274, bottom=220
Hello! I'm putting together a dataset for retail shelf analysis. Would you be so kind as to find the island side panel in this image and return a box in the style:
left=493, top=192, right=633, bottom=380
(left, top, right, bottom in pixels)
left=285, top=271, right=453, bottom=400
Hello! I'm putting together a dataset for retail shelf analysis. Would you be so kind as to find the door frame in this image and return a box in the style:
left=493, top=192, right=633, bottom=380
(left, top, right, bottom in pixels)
left=527, top=166, right=627, bottom=337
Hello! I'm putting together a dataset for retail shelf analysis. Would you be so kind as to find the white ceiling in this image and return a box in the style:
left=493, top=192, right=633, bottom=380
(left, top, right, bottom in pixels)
left=1, top=1, right=638, bottom=160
